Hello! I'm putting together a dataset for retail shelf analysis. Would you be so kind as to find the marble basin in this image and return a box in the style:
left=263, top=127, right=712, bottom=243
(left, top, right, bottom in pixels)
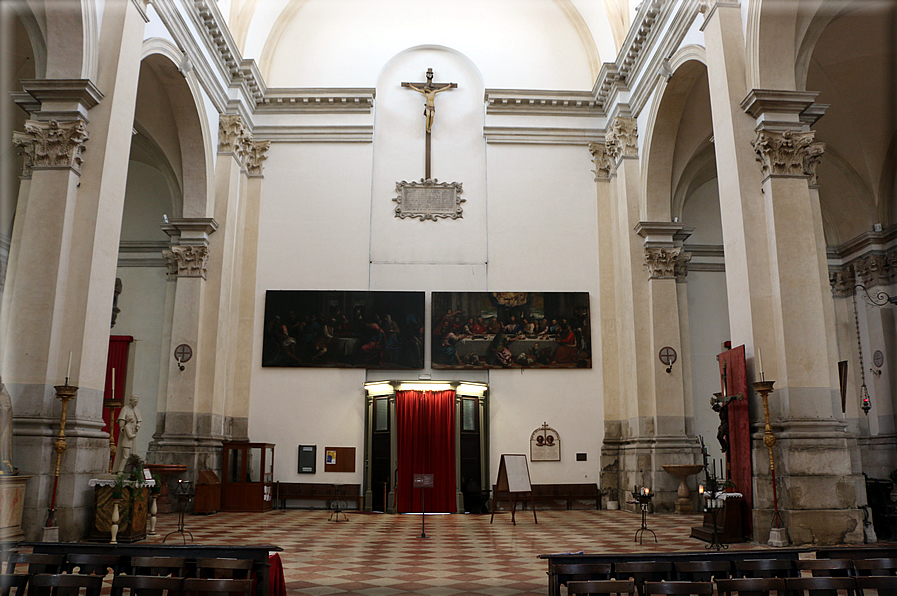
left=662, top=464, right=705, bottom=514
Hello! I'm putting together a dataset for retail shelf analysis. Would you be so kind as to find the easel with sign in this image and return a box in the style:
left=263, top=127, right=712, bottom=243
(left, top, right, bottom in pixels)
left=413, top=474, right=433, bottom=538
left=490, top=454, right=537, bottom=525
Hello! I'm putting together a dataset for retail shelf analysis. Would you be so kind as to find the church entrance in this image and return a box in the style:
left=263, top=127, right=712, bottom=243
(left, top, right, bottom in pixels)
left=363, top=381, right=487, bottom=514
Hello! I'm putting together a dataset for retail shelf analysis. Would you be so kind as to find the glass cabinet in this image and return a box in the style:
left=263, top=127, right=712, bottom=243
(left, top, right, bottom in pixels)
left=221, top=442, right=275, bottom=511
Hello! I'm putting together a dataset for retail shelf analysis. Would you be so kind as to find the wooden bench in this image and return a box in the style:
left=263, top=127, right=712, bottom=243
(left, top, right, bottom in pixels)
left=492, top=483, right=600, bottom=510
left=274, top=483, right=361, bottom=510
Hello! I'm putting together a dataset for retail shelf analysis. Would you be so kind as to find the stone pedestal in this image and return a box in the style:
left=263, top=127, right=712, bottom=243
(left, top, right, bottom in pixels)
left=0, top=475, right=30, bottom=543
left=88, top=485, right=148, bottom=543
left=662, top=465, right=704, bottom=514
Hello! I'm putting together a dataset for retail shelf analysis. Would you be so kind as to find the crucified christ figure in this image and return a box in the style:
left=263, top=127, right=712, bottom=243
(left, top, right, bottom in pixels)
left=404, top=68, right=455, bottom=133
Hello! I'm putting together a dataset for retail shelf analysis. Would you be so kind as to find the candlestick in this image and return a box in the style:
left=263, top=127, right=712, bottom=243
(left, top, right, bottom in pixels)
left=757, top=348, right=764, bottom=381
left=111, top=368, right=115, bottom=400
left=66, top=351, right=72, bottom=383
left=712, top=459, right=715, bottom=477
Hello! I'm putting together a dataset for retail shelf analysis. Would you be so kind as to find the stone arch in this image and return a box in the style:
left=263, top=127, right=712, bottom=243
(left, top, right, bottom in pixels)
left=38, top=0, right=96, bottom=79
left=641, top=50, right=711, bottom=222
left=746, top=0, right=800, bottom=90
left=137, top=40, right=213, bottom=218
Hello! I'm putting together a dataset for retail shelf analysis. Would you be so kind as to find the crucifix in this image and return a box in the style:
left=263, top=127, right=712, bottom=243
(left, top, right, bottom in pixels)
left=402, top=68, right=457, bottom=180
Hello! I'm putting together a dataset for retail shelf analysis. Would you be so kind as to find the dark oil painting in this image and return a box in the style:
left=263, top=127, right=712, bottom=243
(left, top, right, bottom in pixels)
left=431, top=292, right=591, bottom=369
left=263, top=291, right=425, bottom=368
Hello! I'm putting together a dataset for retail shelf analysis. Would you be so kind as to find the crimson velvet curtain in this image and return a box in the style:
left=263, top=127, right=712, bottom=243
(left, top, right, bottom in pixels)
left=395, top=389, right=456, bottom=513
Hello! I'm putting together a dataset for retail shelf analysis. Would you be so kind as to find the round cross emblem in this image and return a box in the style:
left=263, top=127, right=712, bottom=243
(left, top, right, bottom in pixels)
left=659, top=346, right=677, bottom=366
left=174, top=344, right=193, bottom=363
left=873, top=350, right=884, bottom=368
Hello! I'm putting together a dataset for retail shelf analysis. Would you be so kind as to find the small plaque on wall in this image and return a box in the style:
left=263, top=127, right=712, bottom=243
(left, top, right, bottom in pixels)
left=298, top=445, right=316, bottom=474
left=324, top=447, right=355, bottom=473
left=530, top=422, right=560, bottom=462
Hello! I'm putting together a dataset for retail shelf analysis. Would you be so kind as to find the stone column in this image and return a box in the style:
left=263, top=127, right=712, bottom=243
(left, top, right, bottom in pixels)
left=3, top=0, right=148, bottom=541
left=741, top=93, right=864, bottom=544
left=147, top=218, right=218, bottom=476
left=231, top=138, right=270, bottom=442
left=590, top=142, right=624, bottom=507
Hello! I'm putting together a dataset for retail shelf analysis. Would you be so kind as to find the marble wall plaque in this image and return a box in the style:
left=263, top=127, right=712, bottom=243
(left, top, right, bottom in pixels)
left=394, top=179, right=464, bottom=221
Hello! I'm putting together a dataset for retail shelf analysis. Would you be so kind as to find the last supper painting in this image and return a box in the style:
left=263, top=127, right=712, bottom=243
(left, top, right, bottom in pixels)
left=263, top=290, right=425, bottom=368
left=431, top=292, right=591, bottom=369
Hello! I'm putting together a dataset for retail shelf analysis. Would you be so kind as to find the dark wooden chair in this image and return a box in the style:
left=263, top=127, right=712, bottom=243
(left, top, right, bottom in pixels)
left=127, top=558, right=188, bottom=578
left=4, top=554, right=65, bottom=575
left=615, top=562, right=674, bottom=596
left=642, top=581, right=714, bottom=596
left=674, top=561, right=733, bottom=581
left=796, top=560, right=855, bottom=578
left=29, top=574, right=103, bottom=596
left=785, top=576, right=857, bottom=596
left=555, top=563, right=613, bottom=590
left=568, top=579, right=637, bottom=596
left=182, top=578, right=253, bottom=596
left=717, top=577, right=789, bottom=596
left=854, top=560, right=897, bottom=577
left=855, top=575, right=897, bottom=596
left=735, top=560, right=797, bottom=579
left=193, top=559, right=253, bottom=580
left=111, top=575, right=184, bottom=596
left=0, top=573, right=29, bottom=596
left=64, top=554, right=121, bottom=577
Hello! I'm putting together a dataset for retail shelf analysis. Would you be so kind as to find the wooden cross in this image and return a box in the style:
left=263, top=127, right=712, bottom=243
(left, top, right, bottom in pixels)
left=402, top=68, right=457, bottom=180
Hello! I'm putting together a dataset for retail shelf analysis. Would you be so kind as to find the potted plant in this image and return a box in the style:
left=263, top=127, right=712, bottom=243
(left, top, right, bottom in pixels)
left=722, top=479, right=737, bottom=493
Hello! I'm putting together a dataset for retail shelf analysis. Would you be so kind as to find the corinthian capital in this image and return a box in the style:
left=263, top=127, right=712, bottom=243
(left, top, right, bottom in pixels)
left=803, top=141, right=825, bottom=186
left=589, top=142, right=612, bottom=181
left=829, top=265, right=855, bottom=298
left=606, top=117, right=638, bottom=161
left=854, top=254, right=889, bottom=288
left=218, top=114, right=249, bottom=156
left=674, top=252, right=693, bottom=282
left=246, top=140, right=271, bottom=177
left=645, top=247, right=681, bottom=279
left=14, top=120, right=89, bottom=175
left=170, top=245, right=210, bottom=279
left=751, top=129, right=816, bottom=178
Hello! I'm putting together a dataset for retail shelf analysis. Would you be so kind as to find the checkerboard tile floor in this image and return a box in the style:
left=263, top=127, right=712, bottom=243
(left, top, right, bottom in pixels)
left=142, top=509, right=774, bottom=595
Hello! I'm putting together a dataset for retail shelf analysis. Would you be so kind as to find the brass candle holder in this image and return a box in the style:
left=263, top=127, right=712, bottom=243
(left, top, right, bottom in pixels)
left=753, top=379, right=787, bottom=546
left=46, top=384, right=77, bottom=528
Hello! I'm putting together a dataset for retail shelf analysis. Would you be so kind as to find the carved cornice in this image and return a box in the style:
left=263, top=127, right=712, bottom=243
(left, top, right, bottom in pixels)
left=589, top=142, right=612, bottom=181
left=854, top=254, right=890, bottom=288
left=13, top=120, right=89, bottom=175
left=169, top=245, right=210, bottom=279
left=829, top=224, right=897, bottom=262
left=257, top=89, right=375, bottom=114
left=644, top=247, right=681, bottom=279
left=19, top=79, right=104, bottom=121
left=803, top=141, right=825, bottom=186
left=751, top=129, right=817, bottom=179
left=246, top=140, right=270, bottom=177
left=829, top=264, right=855, bottom=298
left=252, top=125, right=373, bottom=143
left=606, top=117, right=638, bottom=161
left=484, top=90, right=602, bottom=117
left=741, top=89, right=819, bottom=120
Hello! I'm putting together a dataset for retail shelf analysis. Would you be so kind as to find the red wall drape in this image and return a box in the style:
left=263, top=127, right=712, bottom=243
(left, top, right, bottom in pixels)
left=395, top=389, right=456, bottom=513
left=104, top=335, right=133, bottom=444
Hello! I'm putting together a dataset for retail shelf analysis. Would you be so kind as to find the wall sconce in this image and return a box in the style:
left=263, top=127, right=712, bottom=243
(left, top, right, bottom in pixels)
left=855, top=285, right=897, bottom=307
left=174, top=344, right=192, bottom=372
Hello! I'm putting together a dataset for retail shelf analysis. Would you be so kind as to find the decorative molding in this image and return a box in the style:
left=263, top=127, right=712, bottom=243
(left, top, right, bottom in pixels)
left=483, top=127, right=601, bottom=145
left=853, top=254, right=890, bottom=288
left=750, top=129, right=817, bottom=179
left=14, top=120, right=89, bottom=175
left=252, top=125, right=373, bottom=143
left=257, top=89, right=375, bottom=114
left=484, top=90, right=602, bottom=117
left=19, top=79, right=104, bottom=121
left=246, top=140, right=270, bottom=177
left=644, top=247, right=681, bottom=279
left=130, top=0, right=150, bottom=22
left=169, top=245, right=210, bottom=279
left=589, top=142, right=612, bottom=181
left=741, top=89, right=819, bottom=120
left=829, top=264, right=855, bottom=298
left=803, top=141, right=825, bottom=186
left=606, top=117, right=638, bottom=161
left=161, top=249, right=179, bottom=278
left=829, top=224, right=897, bottom=262
left=888, top=252, right=897, bottom=284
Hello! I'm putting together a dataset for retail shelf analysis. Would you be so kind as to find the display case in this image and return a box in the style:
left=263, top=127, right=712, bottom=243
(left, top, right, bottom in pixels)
left=221, top=442, right=275, bottom=512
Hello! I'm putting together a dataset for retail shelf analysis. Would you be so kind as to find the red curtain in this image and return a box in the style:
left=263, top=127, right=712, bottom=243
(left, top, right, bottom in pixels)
left=395, top=389, right=456, bottom=513
left=103, top=335, right=133, bottom=443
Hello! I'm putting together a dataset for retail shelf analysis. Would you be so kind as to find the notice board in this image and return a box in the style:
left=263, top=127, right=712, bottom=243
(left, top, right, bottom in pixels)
left=324, top=447, right=355, bottom=473
left=495, top=454, right=532, bottom=493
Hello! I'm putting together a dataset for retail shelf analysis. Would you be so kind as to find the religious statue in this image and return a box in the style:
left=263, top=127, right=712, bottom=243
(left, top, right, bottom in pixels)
left=112, top=395, right=142, bottom=473
left=711, top=392, right=738, bottom=453
left=404, top=68, right=456, bottom=134
left=0, top=376, right=18, bottom=475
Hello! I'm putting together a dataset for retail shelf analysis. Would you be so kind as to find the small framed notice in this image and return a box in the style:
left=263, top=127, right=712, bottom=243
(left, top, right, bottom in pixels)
left=324, top=447, right=355, bottom=473
left=413, top=474, right=434, bottom=488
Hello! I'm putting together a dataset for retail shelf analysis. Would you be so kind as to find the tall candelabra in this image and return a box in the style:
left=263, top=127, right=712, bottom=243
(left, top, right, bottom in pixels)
left=753, top=379, right=787, bottom=546
left=46, top=384, right=77, bottom=529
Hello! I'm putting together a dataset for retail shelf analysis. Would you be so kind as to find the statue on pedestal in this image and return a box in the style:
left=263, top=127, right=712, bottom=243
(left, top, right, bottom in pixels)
left=112, top=395, right=142, bottom=473
left=0, top=376, right=17, bottom=475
